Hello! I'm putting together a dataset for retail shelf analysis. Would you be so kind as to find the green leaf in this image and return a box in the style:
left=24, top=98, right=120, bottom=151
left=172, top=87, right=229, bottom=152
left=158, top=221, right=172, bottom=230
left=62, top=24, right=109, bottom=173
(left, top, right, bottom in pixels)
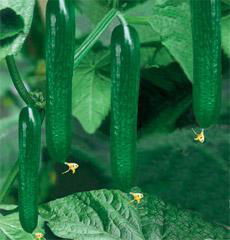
left=0, top=9, right=23, bottom=40
left=0, top=0, right=35, bottom=60
left=40, top=189, right=144, bottom=240
left=40, top=189, right=228, bottom=240
left=125, top=0, right=193, bottom=80
left=125, top=1, right=175, bottom=68
left=147, top=0, right=193, bottom=80
left=0, top=213, right=34, bottom=240
left=140, top=194, right=229, bottom=239
left=72, top=51, right=111, bottom=134
left=222, top=15, right=230, bottom=57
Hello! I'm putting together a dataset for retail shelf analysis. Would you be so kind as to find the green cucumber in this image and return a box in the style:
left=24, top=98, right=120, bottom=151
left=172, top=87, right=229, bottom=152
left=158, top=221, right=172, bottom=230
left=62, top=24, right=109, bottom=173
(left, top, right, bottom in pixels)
left=18, top=106, right=41, bottom=233
left=45, top=0, right=75, bottom=162
left=110, top=24, right=140, bottom=190
left=190, top=0, right=221, bottom=128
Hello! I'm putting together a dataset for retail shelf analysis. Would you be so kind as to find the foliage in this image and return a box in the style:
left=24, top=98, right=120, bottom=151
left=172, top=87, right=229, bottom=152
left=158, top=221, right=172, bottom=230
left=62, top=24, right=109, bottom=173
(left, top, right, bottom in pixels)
left=40, top=189, right=229, bottom=239
left=72, top=51, right=111, bottom=133
left=0, top=0, right=35, bottom=60
left=1, top=190, right=229, bottom=240
left=126, top=0, right=193, bottom=80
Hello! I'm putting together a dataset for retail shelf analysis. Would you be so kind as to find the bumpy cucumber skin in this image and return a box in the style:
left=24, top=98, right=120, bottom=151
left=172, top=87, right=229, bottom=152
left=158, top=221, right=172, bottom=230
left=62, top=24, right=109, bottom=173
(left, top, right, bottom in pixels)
left=190, top=0, right=221, bottom=128
left=45, top=0, right=75, bottom=162
left=18, top=106, right=41, bottom=233
left=110, top=24, right=140, bottom=190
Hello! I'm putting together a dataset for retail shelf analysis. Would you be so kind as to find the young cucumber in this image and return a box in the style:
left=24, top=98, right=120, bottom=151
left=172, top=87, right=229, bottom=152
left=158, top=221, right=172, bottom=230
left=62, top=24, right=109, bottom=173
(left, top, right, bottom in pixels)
left=110, top=24, right=140, bottom=190
left=18, top=106, right=41, bottom=233
left=45, top=0, right=75, bottom=162
left=190, top=0, right=221, bottom=128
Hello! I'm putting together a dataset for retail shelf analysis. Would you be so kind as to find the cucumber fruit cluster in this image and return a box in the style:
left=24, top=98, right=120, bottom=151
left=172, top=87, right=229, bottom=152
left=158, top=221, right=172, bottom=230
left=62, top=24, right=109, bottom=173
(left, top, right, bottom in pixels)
left=16, top=0, right=76, bottom=232
left=5, top=0, right=222, bottom=234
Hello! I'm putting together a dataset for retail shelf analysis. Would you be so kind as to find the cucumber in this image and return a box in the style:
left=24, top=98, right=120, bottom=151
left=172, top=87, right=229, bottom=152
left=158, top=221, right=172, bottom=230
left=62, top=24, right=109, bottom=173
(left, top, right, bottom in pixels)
left=45, top=0, right=75, bottom=162
left=190, top=0, right=221, bottom=128
left=18, top=106, right=41, bottom=233
left=110, top=24, right=140, bottom=190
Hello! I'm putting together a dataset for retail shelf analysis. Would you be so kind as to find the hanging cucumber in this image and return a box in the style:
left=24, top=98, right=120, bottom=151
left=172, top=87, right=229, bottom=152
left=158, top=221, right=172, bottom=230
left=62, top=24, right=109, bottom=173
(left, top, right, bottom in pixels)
left=190, top=0, right=221, bottom=128
left=18, top=106, right=41, bottom=233
left=45, top=0, right=75, bottom=162
left=110, top=24, right=140, bottom=190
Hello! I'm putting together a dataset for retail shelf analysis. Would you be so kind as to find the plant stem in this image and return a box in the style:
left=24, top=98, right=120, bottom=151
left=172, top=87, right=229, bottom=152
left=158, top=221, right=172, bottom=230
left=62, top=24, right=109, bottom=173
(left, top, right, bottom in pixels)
left=112, top=0, right=119, bottom=8
left=74, top=8, right=118, bottom=68
left=5, top=55, right=36, bottom=107
left=125, top=16, right=150, bottom=25
left=0, top=161, right=19, bottom=203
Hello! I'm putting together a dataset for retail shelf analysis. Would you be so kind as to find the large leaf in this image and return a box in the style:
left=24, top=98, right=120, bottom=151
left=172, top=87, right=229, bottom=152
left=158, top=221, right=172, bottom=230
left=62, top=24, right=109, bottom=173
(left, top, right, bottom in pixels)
left=40, top=189, right=228, bottom=240
left=40, top=189, right=144, bottom=240
left=139, top=194, right=229, bottom=239
left=125, top=0, right=193, bottom=80
left=149, top=0, right=193, bottom=80
left=125, top=2, right=174, bottom=68
left=72, top=51, right=111, bottom=134
left=0, top=0, right=35, bottom=60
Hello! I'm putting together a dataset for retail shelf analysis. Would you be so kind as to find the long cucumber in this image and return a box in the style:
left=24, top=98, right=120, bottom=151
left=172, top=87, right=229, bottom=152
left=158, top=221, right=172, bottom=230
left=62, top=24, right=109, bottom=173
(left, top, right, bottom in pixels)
left=190, top=0, right=221, bottom=128
left=45, top=0, right=75, bottom=162
left=18, top=106, right=41, bottom=233
left=110, top=24, right=140, bottom=190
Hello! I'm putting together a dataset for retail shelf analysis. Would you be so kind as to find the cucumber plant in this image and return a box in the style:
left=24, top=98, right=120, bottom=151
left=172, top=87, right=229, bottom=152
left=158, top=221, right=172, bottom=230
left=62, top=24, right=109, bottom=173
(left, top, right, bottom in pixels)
left=45, top=0, right=75, bottom=163
left=110, top=24, right=140, bottom=190
left=190, top=0, right=221, bottom=128
left=18, top=106, right=41, bottom=233
left=1, top=0, right=227, bottom=238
